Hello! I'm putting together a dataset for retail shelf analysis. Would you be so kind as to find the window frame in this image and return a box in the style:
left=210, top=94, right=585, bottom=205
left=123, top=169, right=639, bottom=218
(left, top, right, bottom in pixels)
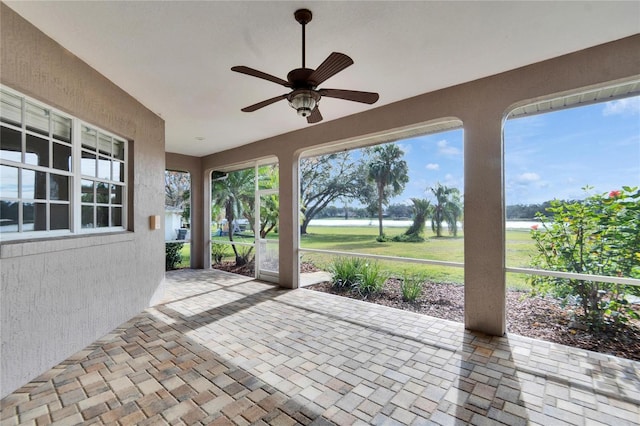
left=0, top=86, right=128, bottom=241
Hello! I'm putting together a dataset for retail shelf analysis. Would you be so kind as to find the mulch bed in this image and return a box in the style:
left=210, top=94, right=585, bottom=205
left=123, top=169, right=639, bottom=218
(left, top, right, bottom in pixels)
left=211, top=261, right=640, bottom=361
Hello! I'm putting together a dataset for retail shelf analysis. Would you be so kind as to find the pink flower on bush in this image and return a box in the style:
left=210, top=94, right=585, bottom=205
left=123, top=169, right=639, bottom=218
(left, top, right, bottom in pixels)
left=531, top=224, right=539, bottom=230
left=609, top=190, right=621, bottom=198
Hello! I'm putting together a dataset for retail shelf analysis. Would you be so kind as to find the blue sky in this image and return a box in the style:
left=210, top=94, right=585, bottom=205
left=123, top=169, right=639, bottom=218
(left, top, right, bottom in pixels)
left=386, top=95, right=640, bottom=206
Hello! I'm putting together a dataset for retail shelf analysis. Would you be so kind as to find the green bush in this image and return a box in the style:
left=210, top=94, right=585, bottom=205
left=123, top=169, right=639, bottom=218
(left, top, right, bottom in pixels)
left=376, top=234, right=389, bottom=242
left=356, top=261, right=388, bottom=296
left=392, top=233, right=425, bottom=242
left=234, top=245, right=254, bottom=266
left=529, top=186, right=640, bottom=329
left=165, top=242, right=184, bottom=270
left=329, top=257, right=366, bottom=290
left=211, top=243, right=228, bottom=264
left=401, top=273, right=424, bottom=301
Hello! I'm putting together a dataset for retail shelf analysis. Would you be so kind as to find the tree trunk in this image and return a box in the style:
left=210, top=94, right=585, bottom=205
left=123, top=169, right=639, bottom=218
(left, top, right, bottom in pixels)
left=226, top=203, right=239, bottom=260
left=377, top=185, right=384, bottom=238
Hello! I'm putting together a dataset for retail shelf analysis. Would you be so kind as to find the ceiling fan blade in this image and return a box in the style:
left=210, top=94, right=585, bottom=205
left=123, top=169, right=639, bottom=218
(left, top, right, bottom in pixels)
left=309, top=52, right=354, bottom=85
left=319, top=89, right=379, bottom=104
left=241, top=94, right=288, bottom=112
left=307, top=107, right=323, bottom=124
left=231, top=66, right=291, bottom=87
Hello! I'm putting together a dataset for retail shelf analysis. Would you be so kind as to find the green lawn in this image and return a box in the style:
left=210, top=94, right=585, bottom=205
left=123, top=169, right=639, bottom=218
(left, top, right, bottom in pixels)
left=178, top=243, right=191, bottom=268
left=191, top=224, right=538, bottom=290
left=300, top=225, right=536, bottom=290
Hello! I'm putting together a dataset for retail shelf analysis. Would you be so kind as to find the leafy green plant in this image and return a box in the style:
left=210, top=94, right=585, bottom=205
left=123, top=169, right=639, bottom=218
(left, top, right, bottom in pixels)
left=165, top=242, right=184, bottom=271
left=356, top=261, right=388, bottom=296
left=211, top=243, right=228, bottom=264
left=329, top=257, right=366, bottom=290
left=529, top=186, right=640, bottom=329
left=235, top=245, right=254, bottom=266
left=401, top=273, right=424, bottom=302
left=376, top=234, right=389, bottom=243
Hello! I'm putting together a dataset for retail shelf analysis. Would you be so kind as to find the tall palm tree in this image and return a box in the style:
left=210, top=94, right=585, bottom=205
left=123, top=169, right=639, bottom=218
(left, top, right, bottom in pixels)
left=211, top=169, right=254, bottom=265
left=430, top=183, right=463, bottom=237
left=366, top=143, right=409, bottom=239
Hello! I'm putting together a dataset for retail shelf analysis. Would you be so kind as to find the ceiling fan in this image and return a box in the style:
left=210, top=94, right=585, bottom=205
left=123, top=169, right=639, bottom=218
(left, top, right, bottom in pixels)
left=231, top=8, right=379, bottom=124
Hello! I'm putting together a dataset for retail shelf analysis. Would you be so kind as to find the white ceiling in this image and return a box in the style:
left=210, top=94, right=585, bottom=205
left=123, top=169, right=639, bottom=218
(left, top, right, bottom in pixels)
left=5, top=1, right=640, bottom=157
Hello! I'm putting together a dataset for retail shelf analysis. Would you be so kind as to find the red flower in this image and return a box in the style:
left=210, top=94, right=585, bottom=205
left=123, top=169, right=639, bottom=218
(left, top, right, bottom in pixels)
left=531, top=224, right=539, bottom=230
left=609, top=190, right=621, bottom=198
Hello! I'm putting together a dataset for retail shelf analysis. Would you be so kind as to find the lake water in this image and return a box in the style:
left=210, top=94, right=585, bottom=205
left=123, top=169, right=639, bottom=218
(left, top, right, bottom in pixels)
left=308, top=219, right=541, bottom=230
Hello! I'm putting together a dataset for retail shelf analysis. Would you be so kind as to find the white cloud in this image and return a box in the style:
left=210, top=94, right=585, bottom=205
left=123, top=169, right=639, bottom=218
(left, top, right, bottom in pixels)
left=425, top=163, right=440, bottom=170
left=437, top=139, right=461, bottom=156
left=443, top=173, right=462, bottom=188
left=397, top=143, right=412, bottom=155
left=516, top=172, right=540, bottom=183
left=602, top=97, right=640, bottom=116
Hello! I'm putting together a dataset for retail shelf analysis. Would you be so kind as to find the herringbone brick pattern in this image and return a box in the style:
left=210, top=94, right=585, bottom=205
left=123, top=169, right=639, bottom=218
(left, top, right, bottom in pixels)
left=1, top=269, right=639, bottom=425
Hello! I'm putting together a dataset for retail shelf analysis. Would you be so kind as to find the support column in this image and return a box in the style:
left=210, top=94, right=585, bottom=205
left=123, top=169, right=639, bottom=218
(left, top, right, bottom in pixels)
left=463, top=111, right=506, bottom=336
left=277, top=151, right=299, bottom=289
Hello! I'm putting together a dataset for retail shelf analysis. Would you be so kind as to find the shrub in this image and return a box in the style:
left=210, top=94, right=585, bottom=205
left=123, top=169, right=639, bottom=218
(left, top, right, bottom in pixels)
left=329, top=257, right=366, bottom=290
left=392, top=233, right=425, bottom=243
left=529, top=186, right=640, bottom=329
left=211, top=243, right=228, bottom=264
left=356, top=261, right=388, bottom=297
left=165, top=242, right=184, bottom=270
left=235, top=245, right=254, bottom=266
left=376, top=234, right=389, bottom=242
left=401, top=273, right=424, bottom=301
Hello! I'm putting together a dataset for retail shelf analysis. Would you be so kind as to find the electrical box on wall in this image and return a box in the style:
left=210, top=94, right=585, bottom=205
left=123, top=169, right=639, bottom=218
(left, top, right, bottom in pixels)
left=149, top=215, right=161, bottom=230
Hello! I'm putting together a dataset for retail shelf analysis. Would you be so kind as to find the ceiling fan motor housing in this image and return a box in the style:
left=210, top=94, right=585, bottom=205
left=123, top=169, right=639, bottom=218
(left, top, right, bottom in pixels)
left=288, top=89, right=320, bottom=117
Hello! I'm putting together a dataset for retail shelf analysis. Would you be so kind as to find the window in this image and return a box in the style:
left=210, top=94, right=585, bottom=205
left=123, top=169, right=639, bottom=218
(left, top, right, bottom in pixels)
left=0, top=87, right=128, bottom=239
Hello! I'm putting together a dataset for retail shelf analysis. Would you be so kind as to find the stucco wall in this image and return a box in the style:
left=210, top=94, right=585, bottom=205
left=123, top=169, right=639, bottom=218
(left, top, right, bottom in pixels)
left=0, top=4, right=165, bottom=398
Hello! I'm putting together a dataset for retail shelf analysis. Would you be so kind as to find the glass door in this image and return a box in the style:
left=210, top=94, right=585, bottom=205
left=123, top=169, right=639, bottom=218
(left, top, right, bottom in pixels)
left=256, top=189, right=279, bottom=282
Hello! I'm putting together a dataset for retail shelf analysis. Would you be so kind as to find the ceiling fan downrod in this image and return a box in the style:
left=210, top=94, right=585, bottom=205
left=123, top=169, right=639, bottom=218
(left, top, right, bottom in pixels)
left=294, top=9, right=312, bottom=69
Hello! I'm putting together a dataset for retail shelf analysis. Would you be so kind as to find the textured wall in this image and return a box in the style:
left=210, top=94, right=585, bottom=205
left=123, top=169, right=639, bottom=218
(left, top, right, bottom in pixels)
left=0, top=4, right=165, bottom=398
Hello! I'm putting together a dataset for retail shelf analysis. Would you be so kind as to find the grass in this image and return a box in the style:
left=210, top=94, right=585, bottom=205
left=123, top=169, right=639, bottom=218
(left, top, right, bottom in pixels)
left=193, top=223, right=538, bottom=290
left=301, top=226, right=536, bottom=290
left=178, top=243, right=191, bottom=268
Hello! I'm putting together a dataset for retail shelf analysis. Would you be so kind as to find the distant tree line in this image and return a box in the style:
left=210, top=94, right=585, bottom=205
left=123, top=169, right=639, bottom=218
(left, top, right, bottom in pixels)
left=318, top=200, right=570, bottom=221
left=506, top=201, right=556, bottom=220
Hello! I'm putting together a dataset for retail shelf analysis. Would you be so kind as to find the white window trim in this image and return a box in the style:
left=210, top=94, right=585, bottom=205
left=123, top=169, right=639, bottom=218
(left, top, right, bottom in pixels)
left=0, top=86, right=128, bottom=242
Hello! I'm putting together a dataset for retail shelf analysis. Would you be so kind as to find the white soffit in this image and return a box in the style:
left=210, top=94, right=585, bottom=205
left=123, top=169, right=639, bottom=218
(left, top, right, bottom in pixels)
left=4, top=1, right=640, bottom=157
left=509, top=80, right=640, bottom=119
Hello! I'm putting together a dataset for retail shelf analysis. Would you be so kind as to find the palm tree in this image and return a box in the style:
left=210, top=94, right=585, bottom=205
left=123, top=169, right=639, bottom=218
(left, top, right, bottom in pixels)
left=405, top=198, right=431, bottom=237
left=211, top=169, right=254, bottom=265
left=429, top=183, right=462, bottom=237
left=446, top=188, right=463, bottom=236
left=393, top=198, right=431, bottom=242
left=366, top=143, right=409, bottom=239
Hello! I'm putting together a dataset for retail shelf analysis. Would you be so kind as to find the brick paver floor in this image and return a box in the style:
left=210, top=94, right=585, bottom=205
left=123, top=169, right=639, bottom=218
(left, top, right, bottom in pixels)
left=2, top=269, right=639, bottom=425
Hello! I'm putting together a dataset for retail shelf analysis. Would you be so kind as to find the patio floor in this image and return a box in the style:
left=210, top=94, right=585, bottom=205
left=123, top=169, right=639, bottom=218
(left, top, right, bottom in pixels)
left=2, top=269, right=639, bottom=425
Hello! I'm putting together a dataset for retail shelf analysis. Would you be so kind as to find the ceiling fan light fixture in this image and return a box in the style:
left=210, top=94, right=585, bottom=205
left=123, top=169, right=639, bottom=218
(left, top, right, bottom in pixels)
left=288, top=90, right=320, bottom=117
left=231, top=8, right=378, bottom=123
